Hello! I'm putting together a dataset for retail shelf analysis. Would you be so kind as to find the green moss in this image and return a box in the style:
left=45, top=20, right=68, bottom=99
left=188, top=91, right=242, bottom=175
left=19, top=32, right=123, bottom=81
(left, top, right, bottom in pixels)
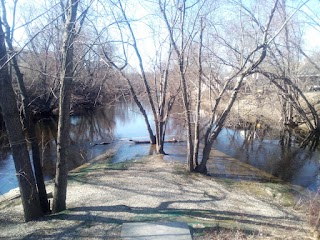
left=263, top=183, right=296, bottom=206
left=87, top=160, right=129, bottom=171
left=215, top=178, right=237, bottom=189
left=68, top=155, right=132, bottom=182
left=50, top=209, right=72, bottom=219
left=213, top=177, right=297, bottom=208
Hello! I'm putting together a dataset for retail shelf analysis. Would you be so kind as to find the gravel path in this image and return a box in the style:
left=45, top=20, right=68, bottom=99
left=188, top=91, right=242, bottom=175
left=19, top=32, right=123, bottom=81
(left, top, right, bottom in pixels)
left=0, top=153, right=313, bottom=239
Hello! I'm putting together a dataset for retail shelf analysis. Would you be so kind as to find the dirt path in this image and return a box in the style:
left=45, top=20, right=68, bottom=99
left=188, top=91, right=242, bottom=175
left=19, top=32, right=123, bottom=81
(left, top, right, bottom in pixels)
left=0, top=152, right=314, bottom=239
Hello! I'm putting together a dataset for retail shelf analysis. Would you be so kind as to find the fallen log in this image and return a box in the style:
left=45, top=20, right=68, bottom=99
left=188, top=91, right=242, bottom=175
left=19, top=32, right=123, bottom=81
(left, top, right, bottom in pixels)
left=90, top=141, right=112, bottom=147
left=129, top=138, right=183, bottom=144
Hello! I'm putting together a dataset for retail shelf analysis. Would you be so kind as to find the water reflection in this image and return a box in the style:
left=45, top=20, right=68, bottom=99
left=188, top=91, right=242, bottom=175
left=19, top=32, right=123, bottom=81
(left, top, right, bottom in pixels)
left=70, top=106, right=115, bottom=144
left=0, top=101, right=319, bottom=195
left=0, top=101, right=184, bottom=194
left=213, top=127, right=320, bottom=190
left=36, top=118, right=57, bottom=180
left=0, top=105, right=117, bottom=194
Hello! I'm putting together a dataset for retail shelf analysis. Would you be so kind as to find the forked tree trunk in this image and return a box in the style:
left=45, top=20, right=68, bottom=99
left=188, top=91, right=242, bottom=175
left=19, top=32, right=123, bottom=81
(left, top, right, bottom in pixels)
left=13, top=60, right=50, bottom=214
left=193, top=18, right=204, bottom=166
left=0, top=17, right=43, bottom=221
left=52, top=0, right=79, bottom=213
left=196, top=74, right=246, bottom=174
left=0, top=0, right=50, bottom=213
left=195, top=0, right=278, bottom=174
left=155, top=47, right=173, bottom=155
left=160, top=0, right=194, bottom=171
left=105, top=1, right=177, bottom=150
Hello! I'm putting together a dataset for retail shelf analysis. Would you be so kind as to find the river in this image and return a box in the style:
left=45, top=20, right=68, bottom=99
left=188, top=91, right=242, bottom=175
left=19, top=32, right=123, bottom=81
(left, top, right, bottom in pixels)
left=0, top=100, right=319, bottom=195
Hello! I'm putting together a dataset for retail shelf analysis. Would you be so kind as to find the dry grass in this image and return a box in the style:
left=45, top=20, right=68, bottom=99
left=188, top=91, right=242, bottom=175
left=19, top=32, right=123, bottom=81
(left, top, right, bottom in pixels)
left=192, top=225, right=260, bottom=240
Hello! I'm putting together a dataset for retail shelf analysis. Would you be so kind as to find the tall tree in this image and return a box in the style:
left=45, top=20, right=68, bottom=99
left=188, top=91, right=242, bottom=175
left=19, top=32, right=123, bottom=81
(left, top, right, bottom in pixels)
left=193, top=18, right=205, bottom=166
left=1, top=0, right=50, bottom=214
left=160, top=0, right=301, bottom=173
left=100, top=0, right=179, bottom=153
left=52, top=0, right=80, bottom=213
left=160, top=0, right=196, bottom=170
left=0, top=17, right=43, bottom=221
left=254, top=0, right=320, bottom=149
left=196, top=0, right=280, bottom=173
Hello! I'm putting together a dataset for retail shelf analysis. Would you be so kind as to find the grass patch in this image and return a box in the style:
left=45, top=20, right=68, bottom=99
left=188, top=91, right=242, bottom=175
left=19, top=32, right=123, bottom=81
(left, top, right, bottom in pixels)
left=68, top=159, right=130, bottom=181
left=234, top=181, right=297, bottom=207
left=263, top=182, right=297, bottom=206
left=191, top=225, right=261, bottom=240
left=215, top=178, right=237, bottom=189
left=68, top=154, right=135, bottom=183
left=214, top=177, right=297, bottom=207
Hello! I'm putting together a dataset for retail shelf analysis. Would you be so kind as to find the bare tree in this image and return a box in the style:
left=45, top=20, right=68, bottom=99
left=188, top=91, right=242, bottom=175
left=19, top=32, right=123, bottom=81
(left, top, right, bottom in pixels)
left=195, top=0, right=287, bottom=173
left=0, top=17, right=43, bottom=221
left=99, top=0, right=179, bottom=153
left=53, top=0, right=89, bottom=213
left=193, top=17, right=205, bottom=166
left=160, top=0, right=199, bottom=170
left=160, top=0, right=296, bottom=173
left=254, top=0, right=320, bottom=148
left=1, top=0, right=50, bottom=214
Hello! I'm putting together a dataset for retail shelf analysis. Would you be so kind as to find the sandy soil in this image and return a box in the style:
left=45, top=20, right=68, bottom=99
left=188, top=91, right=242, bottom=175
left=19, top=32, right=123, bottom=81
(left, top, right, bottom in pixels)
left=0, top=151, right=315, bottom=239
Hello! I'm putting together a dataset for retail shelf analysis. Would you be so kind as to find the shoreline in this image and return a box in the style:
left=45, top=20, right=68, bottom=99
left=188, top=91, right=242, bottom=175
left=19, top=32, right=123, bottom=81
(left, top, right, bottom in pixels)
left=0, top=149, right=314, bottom=239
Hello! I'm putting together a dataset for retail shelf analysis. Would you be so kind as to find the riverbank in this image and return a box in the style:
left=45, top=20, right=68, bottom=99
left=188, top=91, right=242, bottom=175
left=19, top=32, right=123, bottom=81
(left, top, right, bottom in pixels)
left=0, top=149, right=315, bottom=239
left=204, top=91, right=320, bottom=130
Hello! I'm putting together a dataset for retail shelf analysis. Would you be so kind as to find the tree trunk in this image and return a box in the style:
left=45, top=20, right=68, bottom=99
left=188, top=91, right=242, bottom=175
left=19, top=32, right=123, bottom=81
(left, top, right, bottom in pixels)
left=101, top=55, right=156, bottom=145
left=155, top=120, right=165, bottom=154
left=0, top=17, right=43, bottom=221
left=118, top=0, right=158, bottom=145
left=161, top=0, right=194, bottom=170
left=195, top=142, right=210, bottom=174
left=52, top=0, right=79, bottom=213
left=195, top=0, right=277, bottom=173
left=0, top=1, right=50, bottom=213
left=180, top=66, right=194, bottom=171
left=129, top=83, right=156, bottom=144
left=197, top=75, right=246, bottom=173
left=193, top=18, right=204, bottom=166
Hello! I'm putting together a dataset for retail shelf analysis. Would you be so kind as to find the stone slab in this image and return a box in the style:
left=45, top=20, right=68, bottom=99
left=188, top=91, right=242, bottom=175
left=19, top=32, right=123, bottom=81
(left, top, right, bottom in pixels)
left=121, top=221, right=192, bottom=240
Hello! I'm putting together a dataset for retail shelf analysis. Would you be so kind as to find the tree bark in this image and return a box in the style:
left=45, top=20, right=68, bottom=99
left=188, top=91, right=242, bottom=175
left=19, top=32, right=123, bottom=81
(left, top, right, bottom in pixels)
left=160, top=0, right=194, bottom=171
left=1, top=0, right=50, bottom=214
left=155, top=46, right=174, bottom=154
left=196, top=74, right=246, bottom=174
left=52, top=0, right=79, bottom=213
left=193, top=18, right=204, bottom=166
left=0, top=17, right=43, bottom=221
left=118, top=1, right=161, bottom=146
left=196, top=0, right=278, bottom=174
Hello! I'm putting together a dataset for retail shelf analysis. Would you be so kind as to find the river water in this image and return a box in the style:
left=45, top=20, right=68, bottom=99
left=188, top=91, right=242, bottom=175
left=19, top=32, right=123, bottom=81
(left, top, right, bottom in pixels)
left=0, top=101, right=319, bottom=195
